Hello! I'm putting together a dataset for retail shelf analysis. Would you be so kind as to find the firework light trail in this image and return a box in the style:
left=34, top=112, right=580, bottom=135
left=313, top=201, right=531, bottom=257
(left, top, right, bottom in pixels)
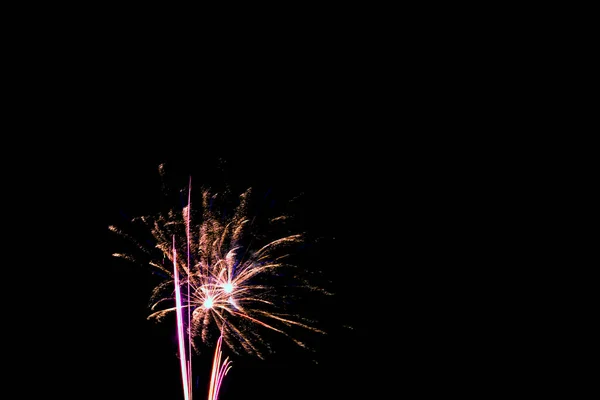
left=207, top=335, right=231, bottom=400
left=173, top=240, right=192, bottom=400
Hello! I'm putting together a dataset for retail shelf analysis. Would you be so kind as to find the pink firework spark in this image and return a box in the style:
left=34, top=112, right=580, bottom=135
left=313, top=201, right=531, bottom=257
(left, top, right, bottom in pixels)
left=174, top=237, right=192, bottom=400
left=207, top=335, right=232, bottom=400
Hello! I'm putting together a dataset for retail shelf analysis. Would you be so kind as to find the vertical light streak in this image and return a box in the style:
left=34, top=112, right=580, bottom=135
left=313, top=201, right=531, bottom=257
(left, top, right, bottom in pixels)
left=207, top=335, right=232, bottom=400
left=187, top=176, right=192, bottom=395
left=174, top=237, right=191, bottom=400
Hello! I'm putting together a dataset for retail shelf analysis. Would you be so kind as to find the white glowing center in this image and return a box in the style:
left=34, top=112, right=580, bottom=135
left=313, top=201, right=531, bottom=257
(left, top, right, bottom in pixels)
left=223, top=283, right=233, bottom=293
left=203, top=297, right=214, bottom=309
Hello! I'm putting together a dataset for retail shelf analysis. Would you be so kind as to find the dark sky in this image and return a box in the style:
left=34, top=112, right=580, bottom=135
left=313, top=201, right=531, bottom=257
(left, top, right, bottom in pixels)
left=104, top=148, right=382, bottom=399
left=20, top=25, right=480, bottom=398
left=39, top=136, right=465, bottom=400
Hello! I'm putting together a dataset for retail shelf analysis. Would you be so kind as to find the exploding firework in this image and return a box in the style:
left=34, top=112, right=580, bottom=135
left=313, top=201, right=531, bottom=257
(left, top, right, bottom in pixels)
left=110, top=172, right=328, bottom=359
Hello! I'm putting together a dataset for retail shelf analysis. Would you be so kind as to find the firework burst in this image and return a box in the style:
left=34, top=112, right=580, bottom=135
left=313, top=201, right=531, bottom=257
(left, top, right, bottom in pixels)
left=110, top=177, right=328, bottom=360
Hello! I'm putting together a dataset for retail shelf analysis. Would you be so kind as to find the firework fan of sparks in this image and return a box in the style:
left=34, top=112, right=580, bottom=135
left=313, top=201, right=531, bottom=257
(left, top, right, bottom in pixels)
left=110, top=171, right=330, bottom=359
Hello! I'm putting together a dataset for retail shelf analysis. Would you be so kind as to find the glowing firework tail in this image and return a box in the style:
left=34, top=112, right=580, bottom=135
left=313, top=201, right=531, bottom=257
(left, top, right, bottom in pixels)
left=174, top=237, right=192, bottom=400
left=208, top=335, right=232, bottom=400
left=187, top=177, right=193, bottom=395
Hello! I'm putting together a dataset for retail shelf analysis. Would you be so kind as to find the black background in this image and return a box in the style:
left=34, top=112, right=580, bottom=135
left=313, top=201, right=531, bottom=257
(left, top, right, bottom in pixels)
left=24, top=118, right=473, bottom=399
left=7, top=12, right=496, bottom=398
left=22, top=105, right=470, bottom=399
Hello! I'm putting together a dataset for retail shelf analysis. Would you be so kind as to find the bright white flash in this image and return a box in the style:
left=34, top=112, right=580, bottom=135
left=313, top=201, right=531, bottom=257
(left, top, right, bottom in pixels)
left=223, top=283, right=233, bottom=293
left=204, top=297, right=214, bottom=309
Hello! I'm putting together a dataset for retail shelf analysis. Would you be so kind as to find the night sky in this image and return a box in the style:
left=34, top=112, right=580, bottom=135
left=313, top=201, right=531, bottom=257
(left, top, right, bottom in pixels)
left=104, top=149, right=384, bottom=399
left=19, top=24, right=479, bottom=398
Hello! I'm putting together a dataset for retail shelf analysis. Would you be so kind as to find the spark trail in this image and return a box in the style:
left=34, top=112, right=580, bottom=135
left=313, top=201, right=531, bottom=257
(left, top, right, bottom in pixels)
left=207, top=335, right=231, bottom=400
left=174, top=240, right=192, bottom=400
